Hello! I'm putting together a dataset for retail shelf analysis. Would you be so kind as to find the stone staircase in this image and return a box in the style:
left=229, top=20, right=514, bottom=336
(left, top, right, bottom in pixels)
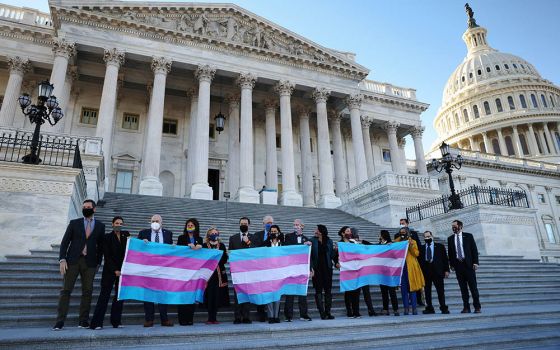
left=0, top=192, right=559, bottom=349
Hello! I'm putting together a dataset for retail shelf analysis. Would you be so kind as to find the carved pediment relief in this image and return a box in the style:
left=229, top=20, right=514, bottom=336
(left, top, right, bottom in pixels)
left=50, top=1, right=369, bottom=79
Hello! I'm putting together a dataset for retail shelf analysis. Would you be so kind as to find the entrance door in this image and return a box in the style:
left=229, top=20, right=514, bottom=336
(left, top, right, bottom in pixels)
left=208, top=169, right=220, bottom=200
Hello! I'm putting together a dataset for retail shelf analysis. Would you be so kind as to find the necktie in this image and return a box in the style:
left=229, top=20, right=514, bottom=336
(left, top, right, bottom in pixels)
left=427, top=243, right=432, bottom=262
left=82, top=220, right=91, bottom=256
left=457, top=234, right=463, bottom=260
left=155, top=231, right=160, bottom=243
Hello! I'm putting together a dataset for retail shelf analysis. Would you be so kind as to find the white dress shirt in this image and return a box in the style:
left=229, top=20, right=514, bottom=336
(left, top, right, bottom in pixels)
left=151, top=229, right=162, bottom=243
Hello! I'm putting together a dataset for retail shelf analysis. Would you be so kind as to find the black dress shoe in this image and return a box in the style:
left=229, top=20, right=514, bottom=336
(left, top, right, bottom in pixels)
left=242, top=319, right=252, bottom=324
left=233, top=319, right=242, bottom=324
left=52, top=321, right=64, bottom=331
left=461, top=308, right=471, bottom=314
left=442, top=310, right=450, bottom=314
left=284, top=318, right=292, bottom=322
left=326, top=314, right=335, bottom=320
left=368, top=310, right=377, bottom=317
left=422, top=309, right=435, bottom=314
left=268, top=319, right=275, bottom=324
left=320, top=314, right=327, bottom=320
left=474, top=308, right=481, bottom=314
left=299, top=316, right=312, bottom=321
left=78, top=321, right=90, bottom=328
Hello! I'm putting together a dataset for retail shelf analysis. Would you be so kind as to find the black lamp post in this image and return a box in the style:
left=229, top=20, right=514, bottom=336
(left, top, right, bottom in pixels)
left=431, top=142, right=464, bottom=210
left=18, top=80, right=64, bottom=164
left=214, top=111, right=225, bottom=134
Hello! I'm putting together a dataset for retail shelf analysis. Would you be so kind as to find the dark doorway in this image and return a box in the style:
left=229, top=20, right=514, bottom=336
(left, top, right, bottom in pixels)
left=208, top=169, right=220, bottom=200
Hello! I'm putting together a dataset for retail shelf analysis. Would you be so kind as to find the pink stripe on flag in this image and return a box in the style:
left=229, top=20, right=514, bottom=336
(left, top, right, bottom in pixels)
left=121, top=274, right=208, bottom=292
left=230, top=253, right=309, bottom=273
left=234, top=275, right=309, bottom=295
left=340, top=265, right=402, bottom=281
left=126, top=250, right=217, bottom=271
left=339, top=249, right=407, bottom=262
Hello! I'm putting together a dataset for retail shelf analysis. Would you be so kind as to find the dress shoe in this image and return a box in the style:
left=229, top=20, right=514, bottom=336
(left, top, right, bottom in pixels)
left=412, top=309, right=418, bottom=315
left=112, top=324, right=124, bottom=328
left=78, top=321, right=90, bottom=329
left=242, top=319, right=252, bottom=324
left=423, top=309, right=436, bottom=314
left=461, top=308, right=471, bottom=314
left=284, top=318, right=292, bottom=322
left=474, top=308, right=481, bottom=314
left=326, top=314, right=335, bottom=320
left=233, top=319, right=242, bottom=324
left=442, top=309, right=450, bottom=314
left=161, top=320, right=174, bottom=327
left=52, top=321, right=64, bottom=331
left=275, top=318, right=281, bottom=323
left=299, top=316, right=312, bottom=321
left=320, top=314, right=327, bottom=320
left=368, top=310, right=377, bottom=317
left=143, top=321, right=154, bottom=327
left=393, top=311, right=400, bottom=316
left=268, top=319, right=275, bottom=324
left=353, top=314, right=362, bottom=319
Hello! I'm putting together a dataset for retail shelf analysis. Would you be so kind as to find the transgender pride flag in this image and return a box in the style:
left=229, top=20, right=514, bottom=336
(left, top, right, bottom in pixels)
left=338, top=241, right=408, bottom=292
left=229, top=245, right=311, bottom=305
left=118, top=238, right=223, bottom=304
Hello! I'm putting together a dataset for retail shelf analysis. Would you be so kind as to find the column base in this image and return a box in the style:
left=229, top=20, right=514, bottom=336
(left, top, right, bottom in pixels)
left=139, top=176, right=163, bottom=196
left=190, top=183, right=213, bottom=200
left=260, top=191, right=278, bottom=205
left=318, top=194, right=342, bottom=209
left=236, top=187, right=260, bottom=204
left=281, top=190, right=303, bottom=207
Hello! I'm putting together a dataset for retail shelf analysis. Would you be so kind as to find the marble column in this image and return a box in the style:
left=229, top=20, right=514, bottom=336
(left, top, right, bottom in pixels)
left=399, top=138, right=407, bottom=174
left=543, top=123, right=559, bottom=154
left=361, top=117, right=375, bottom=179
left=190, top=65, right=216, bottom=200
left=527, top=123, right=540, bottom=156
left=94, top=48, right=125, bottom=187
left=329, top=110, right=346, bottom=196
left=482, top=131, right=491, bottom=153
left=0, top=56, right=31, bottom=127
left=412, top=126, right=428, bottom=175
left=512, top=125, right=523, bottom=157
left=185, top=87, right=199, bottom=196
left=313, top=88, right=340, bottom=208
left=236, top=73, right=259, bottom=203
left=468, top=136, right=477, bottom=151
left=383, top=121, right=401, bottom=173
left=51, top=65, right=78, bottom=133
left=226, top=93, right=240, bottom=197
left=346, top=94, right=368, bottom=184
left=263, top=99, right=279, bottom=200
left=139, top=57, right=171, bottom=196
left=49, top=39, right=75, bottom=118
left=538, top=129, right=549, bottom=154
left=275, top=80, right=302, bottom=206
left=298, top=106, right=314, bottom=207
left=497, top=128, right=507, bottom=155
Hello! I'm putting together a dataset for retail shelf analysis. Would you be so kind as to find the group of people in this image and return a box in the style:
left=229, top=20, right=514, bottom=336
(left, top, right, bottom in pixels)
left=52, top=199, right=482, bottom=330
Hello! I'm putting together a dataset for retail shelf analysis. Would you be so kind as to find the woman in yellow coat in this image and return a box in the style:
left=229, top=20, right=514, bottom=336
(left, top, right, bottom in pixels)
left=395, top=227, right=425, bottom=315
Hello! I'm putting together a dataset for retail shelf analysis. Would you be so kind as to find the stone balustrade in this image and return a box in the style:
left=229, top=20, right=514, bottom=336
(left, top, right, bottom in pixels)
left=0, top=4, right=52, bottom=27
left=458, top=149, right=560, bottom=172
left=359, top=79, right=417, bottom=100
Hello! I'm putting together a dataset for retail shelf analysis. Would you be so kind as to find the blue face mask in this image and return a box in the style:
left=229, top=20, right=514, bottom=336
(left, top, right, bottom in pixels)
left=209, top=234, right=219, bottom=241
left=265, top=223, right=272, bottom=232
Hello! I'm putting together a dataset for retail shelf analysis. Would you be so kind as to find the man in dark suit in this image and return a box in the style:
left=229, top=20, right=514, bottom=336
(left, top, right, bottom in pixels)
left=138, top=214, right=174, bottom=327
left=447, top=219, right=481, bottom=313
left=90, top=216, right=130, bottom=329
left=53, top=199, right=105, bottom=331
left=228, top=217, right=254, bottom=324
left=251, top=215, right=274, bottom=322
left=283, top=219, right=312, bottom=322
left=419, top=231, right=450, bottom=314
left=400, top=218, right=424, bottom=306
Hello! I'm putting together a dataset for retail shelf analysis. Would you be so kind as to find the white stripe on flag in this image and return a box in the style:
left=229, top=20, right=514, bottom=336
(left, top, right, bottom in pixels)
left=340, top=257, right=404, bottom=271
left=123, top=262, right=214, bottom=281
left=231, top=263, right=309, bottom=285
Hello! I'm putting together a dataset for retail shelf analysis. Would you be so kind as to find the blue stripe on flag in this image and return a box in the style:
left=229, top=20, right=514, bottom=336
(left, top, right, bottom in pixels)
left=340, top=274, right=402, bottom=291
left=128, top=238, right=222, bottom=260
left=118, top=286, right=205, bottom=304
left=236, top=284, right=308, bottom=305
left=228, top=245, right=310, bottom=262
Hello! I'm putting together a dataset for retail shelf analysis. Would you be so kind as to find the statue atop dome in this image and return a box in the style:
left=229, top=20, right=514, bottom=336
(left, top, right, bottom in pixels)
left=465, top=3, right=479, bottom=28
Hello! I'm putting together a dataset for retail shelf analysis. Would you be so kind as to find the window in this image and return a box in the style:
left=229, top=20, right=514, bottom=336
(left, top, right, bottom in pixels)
left=505, top=136, right=515, bottom=156
left=504, top=64, right=509, bottom=69
left=209, top=123, right=215, bottom=139
left=0, top=95, right=3, bottom=110
left=513, top=63, right=517, bottom=69
left=495, top=98, right=503, bottom=112
left=484, top=101, right=491, bottom=115
left=461, top=76, right=465, bottom=82
left=486, top=67, right=491, bottom=73
left=382, top=149, right=391, bottom=162
left=477, top=69, right=482, bottom=75
left=495, top=65, right=500, bottom=71
left=555, top=196, right=560, bottom=205
left=520, top=94, right=527, bottom=108
left=538, top=193, right=546, bottom=204
left=507, top=96, right=515, bottom=110
left=473, top=105, right=480, bottom=118
left=80, top=107, right=99, bottom=125
left=531, top=94, right=538, bottom=108
left=454, top=113, right=460, bottom=126
left=519, top=134, right=529, bottom=155
left=462, top=109, right=469, bottom=123
left=122, top=113, right=139, bottom=130
left=479, top=142, right=486, bottom=153
left=545, top=223, right=556, bottom=244
left=115, top=171, right=133, bottom=194
left=162, top=119, right=178, bottom=135
left=541, top=94, right=548, bottom=108
left=276, top=134, right=281, bottom=148
left=492, top=139, right=501, bottom=154
left=469, top=72, right=473, bottom=79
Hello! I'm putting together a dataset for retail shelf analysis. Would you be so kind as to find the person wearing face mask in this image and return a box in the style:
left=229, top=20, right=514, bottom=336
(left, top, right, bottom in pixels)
left=399, top=218, right=424, bottom=307
left=310, top=225, right=339, bottom=320
left=264, top=225, right=284, bottom=323
left=90, top=216, right=130, bottom=330
left=252, top=215, right=274, bottom=322
left=395, top=227, right=425, bottom=315
left=447, top=220, right=481, bottom=314
left=202, top=226, right=229, bottom=324
left=419, top=231, right=450, bottom=315
left=339, top=226, right=362, bottom=318
left=53, top=199, right=105, bottom=331
left=283, top=219, right=312, bottom=322
left=378, top=230, right=400, bottom=316
left=138, top=214, right=174, bottom=327
left=228, top=217, right=253, bottom=324
left=177, top=218, right=203, bottom=326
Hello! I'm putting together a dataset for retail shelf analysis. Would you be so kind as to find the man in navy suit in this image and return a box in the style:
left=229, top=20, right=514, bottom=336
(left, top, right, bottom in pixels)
left=53, top=199, right=105, bottom=331
left=138, top=214, right=174, bottom=327
left=419, top=231, right=450, bottom=314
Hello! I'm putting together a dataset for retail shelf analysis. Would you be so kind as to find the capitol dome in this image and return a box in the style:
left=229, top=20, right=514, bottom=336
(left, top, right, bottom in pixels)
left=432, top=6, right=560, bottom=163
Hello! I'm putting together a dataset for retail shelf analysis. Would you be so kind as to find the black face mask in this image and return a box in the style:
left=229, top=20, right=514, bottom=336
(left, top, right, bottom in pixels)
left=239, top=225, right=249, bottom=233
left=82, top=208, right=94, bottom=217
left=425, top=238, right=432, bottom=245
left=271, top=234, right=278, bottom=240
left=400, top=234, right=408, bottom=240
left=113, top=226, right=122, bottom=232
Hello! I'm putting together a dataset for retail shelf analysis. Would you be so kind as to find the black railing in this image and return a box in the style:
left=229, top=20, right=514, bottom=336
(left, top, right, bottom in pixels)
left=406, top=185, right=529, bottom=222
left=0, top=132, right=82, bottom=168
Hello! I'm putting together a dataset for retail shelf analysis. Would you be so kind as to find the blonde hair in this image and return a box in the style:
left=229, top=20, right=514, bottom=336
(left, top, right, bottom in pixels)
left=204, top=225, right=221, bottom=244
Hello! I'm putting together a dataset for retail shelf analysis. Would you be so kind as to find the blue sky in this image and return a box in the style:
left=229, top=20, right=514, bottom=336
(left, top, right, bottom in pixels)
left=12, top=0, right=560, bottom=157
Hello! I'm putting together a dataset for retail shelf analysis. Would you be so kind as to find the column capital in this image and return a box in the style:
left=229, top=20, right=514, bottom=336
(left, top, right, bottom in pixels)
left=237, top=72, right=257, bottom=90
left=195, top=64, right=216, bottom=82
left=263, top=98, right=278, bottom=112
left=275, top=80, right=295, bottom=96
left=186, top=87, right=199, bottom=99
left=345, top=94, right=363, bottom=109
left=526, top=183, right=535, bottom=190
left=411, top=125, right=425, bottom=139
left=103, top=48, right=125, bottom=68
left=296, top=105, right=312, bottom=117
left=327, top=109, right=342, bottom=123
left=226, top=93, right=241, bottom=107
left=51, top=38, right=76, bottom=59
left=151, top=57, right=172, bottom=75
left=360, top=116, right=371, bottom=129
left=312, top=87, right=330, bottom=104
left=383, top=120, right=400, bottom=134
left=7, top=56, right=31, bottom=76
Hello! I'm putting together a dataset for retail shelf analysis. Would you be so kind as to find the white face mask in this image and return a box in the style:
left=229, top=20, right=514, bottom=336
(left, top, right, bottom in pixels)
left=151, top=222, right=161, bottom=231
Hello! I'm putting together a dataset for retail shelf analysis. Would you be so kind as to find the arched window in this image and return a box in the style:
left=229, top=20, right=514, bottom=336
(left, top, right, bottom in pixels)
left=462, top=109, right=469, bottom=122
left=479, top=142, right=486, bottom=153
left=454, top=113, right=460, bottom=127
left=473, top=105, right=480, bottom=118
left=531, top=94, right=538, bottom=108
left=513, top=63, right=518, bottom=69
left=507, top=96, right=515, bottom=110
left=495, top=98, right=503, bottom=112
left=505, top=136, right=515, bottom=156
left=541, top=94, right=548, bottom=108
left=492, top=139, right=501, bottom=154
left=461, top=76, right=465, bottom=82
left=519, top=134, right=529, bottom=155
left=519, top=94, right=527, bottom=108
left=504, top=64, right=509, bottom=69
left=477, top=69, right=482, bottom=75
left=486, top=67, right=491, bottom=73
left=495, top=65, right=501, bottom=71
left=484, top=101, right=491, bottom=115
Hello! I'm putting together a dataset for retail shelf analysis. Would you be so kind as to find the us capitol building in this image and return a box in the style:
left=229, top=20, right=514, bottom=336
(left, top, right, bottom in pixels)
left=0, top=1, right=558, bottom=262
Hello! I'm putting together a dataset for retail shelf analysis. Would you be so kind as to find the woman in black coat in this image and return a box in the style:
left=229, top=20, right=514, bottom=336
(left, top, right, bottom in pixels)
left=202, top=226, right=229, bottom=324
left=177, top=218, right=203, bottom=326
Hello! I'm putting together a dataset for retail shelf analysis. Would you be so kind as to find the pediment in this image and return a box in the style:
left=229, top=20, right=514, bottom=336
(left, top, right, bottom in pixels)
left=112, top=153, right=139, bottom=161
left=49, top=1, right=369, bottom=79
